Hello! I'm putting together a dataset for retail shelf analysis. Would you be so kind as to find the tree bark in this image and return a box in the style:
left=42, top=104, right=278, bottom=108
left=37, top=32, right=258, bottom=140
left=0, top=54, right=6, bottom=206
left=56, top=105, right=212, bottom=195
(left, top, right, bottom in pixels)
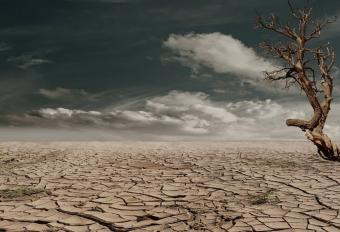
left=256, top=2, right=339, bottom=160
left=305, top=130, right=339, bottom=160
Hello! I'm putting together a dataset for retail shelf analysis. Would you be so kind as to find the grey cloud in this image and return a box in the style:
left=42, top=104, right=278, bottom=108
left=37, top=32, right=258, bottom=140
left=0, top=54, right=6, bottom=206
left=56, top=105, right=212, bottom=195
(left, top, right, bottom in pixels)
left=1, top=90, right=320, bottom=139
left=38, top=87, right=96, bottom=102
left=0, top=72, right=41, bottom=114
left=7, top=54, right=51, bottom=69
left=319, top=14, right=340, bottom=39
left=0, top=42, right=10, bottom=52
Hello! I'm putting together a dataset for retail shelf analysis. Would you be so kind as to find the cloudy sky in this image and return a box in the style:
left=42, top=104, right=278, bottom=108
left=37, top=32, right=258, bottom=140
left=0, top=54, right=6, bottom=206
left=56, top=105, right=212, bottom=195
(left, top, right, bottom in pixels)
left=1, top=0, right=340, bottom=140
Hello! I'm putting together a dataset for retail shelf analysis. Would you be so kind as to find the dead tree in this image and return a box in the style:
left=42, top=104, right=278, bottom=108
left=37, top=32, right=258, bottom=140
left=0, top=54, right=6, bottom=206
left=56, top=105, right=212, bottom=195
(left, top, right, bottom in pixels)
left=256, top=1, right=339, bottom=161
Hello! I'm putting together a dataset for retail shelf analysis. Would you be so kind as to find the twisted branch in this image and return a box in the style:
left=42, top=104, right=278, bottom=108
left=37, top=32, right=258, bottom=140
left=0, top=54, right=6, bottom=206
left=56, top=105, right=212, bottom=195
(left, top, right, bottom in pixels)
left=256, top=1, right=339, bottom=160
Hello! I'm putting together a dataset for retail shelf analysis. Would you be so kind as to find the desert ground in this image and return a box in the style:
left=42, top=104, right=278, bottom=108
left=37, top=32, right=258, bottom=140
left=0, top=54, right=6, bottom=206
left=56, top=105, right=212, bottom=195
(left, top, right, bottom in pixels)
left=0, top=141, right=339, bottom=232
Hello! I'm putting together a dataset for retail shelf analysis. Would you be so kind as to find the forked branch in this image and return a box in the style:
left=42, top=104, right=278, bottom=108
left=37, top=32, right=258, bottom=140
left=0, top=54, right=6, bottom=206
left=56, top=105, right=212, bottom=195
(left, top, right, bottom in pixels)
left=256, top=1, right=339, bottom=160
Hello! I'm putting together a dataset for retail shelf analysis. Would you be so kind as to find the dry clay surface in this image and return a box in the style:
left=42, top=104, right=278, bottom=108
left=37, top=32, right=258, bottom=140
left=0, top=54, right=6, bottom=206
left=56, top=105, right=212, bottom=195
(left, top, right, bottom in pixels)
left=0, top=141, right=340, bottom=232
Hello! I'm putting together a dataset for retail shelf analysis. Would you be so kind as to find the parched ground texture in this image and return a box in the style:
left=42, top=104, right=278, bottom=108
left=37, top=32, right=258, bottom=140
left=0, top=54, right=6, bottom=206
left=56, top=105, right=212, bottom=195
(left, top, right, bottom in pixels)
left=0, top=141, right=340, bottom=232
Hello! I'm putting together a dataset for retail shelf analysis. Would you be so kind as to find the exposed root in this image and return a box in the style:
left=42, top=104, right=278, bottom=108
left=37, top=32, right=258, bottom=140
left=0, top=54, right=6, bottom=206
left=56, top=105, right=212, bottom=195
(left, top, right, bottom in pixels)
left=306, top=130, right=340, bottom=161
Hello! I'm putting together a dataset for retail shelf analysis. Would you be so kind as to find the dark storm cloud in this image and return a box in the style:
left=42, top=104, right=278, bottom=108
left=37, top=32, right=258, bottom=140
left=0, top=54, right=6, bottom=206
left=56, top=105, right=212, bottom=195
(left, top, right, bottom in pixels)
left=0, top=0, right=340, bottom=139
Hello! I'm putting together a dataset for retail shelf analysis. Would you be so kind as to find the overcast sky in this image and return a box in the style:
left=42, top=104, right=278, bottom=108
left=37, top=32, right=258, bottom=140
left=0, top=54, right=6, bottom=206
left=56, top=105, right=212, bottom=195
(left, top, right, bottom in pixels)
left=1, top=0, right=340, bottom=140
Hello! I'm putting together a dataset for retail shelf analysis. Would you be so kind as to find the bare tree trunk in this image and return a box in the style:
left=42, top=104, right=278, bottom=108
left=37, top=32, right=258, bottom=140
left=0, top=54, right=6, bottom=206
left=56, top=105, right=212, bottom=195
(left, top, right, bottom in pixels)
left=306, top=130, right=339, bottom=160
left=256, top=1, right=339, bottom=161
left=286, top=72, right=339, bottom=160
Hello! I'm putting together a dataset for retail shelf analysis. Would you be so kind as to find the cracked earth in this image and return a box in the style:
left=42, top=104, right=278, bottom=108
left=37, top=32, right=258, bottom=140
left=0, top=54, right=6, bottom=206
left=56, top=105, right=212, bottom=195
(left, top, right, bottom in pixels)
left=0, top=141, right=340, bottom=231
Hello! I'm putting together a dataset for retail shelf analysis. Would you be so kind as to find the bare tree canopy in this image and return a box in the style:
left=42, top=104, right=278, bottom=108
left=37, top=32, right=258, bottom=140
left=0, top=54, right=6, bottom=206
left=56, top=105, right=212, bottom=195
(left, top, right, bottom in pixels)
left=256, top=0, right=339, bottom=161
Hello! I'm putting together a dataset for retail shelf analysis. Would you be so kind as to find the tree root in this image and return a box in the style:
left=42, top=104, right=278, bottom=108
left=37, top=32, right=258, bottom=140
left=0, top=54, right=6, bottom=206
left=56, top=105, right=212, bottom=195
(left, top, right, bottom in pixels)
left=305, top=130, right=340, bottom=161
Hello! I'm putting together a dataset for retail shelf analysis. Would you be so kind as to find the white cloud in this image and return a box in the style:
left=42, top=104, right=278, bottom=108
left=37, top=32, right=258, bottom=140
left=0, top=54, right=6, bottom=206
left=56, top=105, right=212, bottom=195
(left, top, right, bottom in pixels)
left=146, top=91, right=238, bottom=124
left=37, top=108, right=101, bottom=119
left=1, top=90, right=319, bottom=139
left=163, top=33, right=277, bottom=78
